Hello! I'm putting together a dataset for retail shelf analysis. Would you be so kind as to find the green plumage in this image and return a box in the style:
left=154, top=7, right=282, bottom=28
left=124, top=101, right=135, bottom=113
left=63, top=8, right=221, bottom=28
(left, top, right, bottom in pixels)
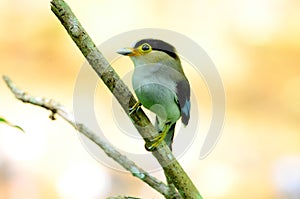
left=117, top=39, right=190, bottom=151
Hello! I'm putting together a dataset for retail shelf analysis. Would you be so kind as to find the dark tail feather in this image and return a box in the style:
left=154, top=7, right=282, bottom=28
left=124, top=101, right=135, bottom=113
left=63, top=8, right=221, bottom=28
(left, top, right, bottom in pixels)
left=155, top=117, right=176, bottom=151
left=164, top=123, right=176, bottom=151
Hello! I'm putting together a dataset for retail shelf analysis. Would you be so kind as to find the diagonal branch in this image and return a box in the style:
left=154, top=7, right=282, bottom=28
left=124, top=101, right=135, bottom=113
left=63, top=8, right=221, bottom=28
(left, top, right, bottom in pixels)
left=2, top=75, right=180, bottom=198
left=50, top=0, right=202, bottom=198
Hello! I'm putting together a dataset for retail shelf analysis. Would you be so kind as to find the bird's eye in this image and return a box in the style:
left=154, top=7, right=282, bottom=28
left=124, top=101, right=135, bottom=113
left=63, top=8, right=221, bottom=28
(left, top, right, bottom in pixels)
left=141, top=43, right=151, bottom=52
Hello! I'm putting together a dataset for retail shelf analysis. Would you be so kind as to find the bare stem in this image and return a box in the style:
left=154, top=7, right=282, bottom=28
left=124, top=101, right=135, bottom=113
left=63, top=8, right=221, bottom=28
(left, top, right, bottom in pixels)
left=106, top=196, right=141, bottom=199
left=2, top=75, right=177, bottom=198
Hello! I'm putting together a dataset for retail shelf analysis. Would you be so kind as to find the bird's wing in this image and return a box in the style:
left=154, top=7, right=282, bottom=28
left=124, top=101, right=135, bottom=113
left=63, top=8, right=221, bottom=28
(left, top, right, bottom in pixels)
left=175, top=78, right=190, bottom=125
left=144, top=63, right=191, bottom=125
left=154, top=64, right=191, bottom=125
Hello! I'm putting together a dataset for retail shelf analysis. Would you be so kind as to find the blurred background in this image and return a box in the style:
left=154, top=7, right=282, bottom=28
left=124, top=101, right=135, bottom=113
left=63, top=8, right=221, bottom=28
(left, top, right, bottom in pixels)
left=1, top=0, right=300, bottom=198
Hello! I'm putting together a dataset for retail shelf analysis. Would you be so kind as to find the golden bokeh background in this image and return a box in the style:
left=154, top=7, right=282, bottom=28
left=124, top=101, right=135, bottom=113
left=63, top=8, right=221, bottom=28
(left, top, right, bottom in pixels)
left=1, top=0, right=300, bottom=198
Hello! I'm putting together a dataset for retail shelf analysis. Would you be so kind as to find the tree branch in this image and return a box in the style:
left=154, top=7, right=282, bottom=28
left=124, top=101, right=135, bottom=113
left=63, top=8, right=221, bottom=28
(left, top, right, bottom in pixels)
left=50, top=0, right=202, bottom=198
left=2, top=75, right=178, bottom=198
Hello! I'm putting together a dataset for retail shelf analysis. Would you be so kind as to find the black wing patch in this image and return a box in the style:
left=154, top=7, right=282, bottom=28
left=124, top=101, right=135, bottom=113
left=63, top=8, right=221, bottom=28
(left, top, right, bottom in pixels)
left=176, top=79, right=190, bottom=125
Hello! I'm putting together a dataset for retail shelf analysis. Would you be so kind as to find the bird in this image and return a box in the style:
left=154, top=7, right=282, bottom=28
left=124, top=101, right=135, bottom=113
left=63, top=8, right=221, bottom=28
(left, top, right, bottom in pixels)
left=116, top=39, right=190, bottom=151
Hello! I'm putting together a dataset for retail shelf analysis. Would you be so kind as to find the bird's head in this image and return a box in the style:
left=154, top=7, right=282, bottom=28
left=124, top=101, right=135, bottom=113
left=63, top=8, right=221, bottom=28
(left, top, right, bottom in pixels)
left=116, top=39, right=180, bottom=67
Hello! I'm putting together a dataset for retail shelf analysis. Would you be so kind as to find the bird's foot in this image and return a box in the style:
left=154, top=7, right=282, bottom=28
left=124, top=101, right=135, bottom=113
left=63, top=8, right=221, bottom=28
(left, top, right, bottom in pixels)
left=145, top=124, right=171, bottom=151
left=129, top=101, right=141, bottom=115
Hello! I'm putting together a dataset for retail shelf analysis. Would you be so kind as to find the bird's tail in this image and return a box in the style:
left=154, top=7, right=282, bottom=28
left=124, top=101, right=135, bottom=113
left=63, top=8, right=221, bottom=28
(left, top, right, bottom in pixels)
left=155, top=116, right=176, bottom=151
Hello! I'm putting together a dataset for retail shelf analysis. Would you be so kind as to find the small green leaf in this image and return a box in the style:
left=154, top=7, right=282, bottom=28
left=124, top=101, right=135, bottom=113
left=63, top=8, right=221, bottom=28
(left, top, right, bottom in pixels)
left=0, top=117, right=25, bottom=133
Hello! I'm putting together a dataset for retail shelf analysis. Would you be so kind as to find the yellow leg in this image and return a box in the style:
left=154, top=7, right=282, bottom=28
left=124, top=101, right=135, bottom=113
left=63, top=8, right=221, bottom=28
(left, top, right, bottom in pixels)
left=145, top=123, right=172, bottom=151
left=129, top=101, right=141, bottom=115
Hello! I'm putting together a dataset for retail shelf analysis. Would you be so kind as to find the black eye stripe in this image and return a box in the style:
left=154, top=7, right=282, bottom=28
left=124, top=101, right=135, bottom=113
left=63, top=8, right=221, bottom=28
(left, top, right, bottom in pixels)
left=134, top=39, right=178, bottom=59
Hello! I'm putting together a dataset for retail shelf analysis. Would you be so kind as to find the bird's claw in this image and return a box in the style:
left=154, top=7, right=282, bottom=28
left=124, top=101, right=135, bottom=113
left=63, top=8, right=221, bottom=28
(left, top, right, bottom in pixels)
left=129, top=101, right=141, bottom=115
left=144, top=124, right=171, bottom=151
left=145, top=133, right=164, bottom=151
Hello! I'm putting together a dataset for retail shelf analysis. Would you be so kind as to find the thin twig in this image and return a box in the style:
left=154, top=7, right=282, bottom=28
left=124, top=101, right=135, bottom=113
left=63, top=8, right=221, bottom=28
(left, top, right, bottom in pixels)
left=107, top=196, right=141, bottom=199
left=50, top=0, right=202, bottom=198
left=2, top=75, right=175, bottom=198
